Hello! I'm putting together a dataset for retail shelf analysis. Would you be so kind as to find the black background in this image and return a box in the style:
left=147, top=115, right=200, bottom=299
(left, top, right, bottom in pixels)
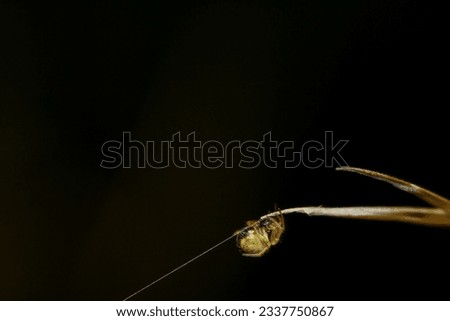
left=1, top=0, right=449, bottom=300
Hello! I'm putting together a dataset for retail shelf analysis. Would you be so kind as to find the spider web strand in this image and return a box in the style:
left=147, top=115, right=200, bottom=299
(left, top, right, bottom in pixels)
left=123, top=233, right=236, bottom=300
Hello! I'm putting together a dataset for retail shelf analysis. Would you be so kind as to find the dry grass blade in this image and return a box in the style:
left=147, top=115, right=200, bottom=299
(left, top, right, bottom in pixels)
left=258, top=167, right=450, bottom=229
left=336, top=166, right=450, bottom=214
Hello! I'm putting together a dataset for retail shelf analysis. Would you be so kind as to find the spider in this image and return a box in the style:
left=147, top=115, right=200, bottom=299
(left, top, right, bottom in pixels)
left=235, top=212, right=285, bottom=257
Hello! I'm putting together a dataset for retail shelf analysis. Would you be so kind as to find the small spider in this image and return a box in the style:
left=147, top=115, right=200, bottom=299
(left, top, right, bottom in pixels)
left=235, top=212, right=285, bottom=257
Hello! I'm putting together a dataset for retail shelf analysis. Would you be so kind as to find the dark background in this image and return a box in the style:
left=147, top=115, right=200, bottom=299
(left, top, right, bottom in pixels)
left=1, top=0, right=449, bottom=300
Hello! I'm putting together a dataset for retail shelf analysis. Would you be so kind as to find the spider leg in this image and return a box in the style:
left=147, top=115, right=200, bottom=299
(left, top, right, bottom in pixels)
left=242, top=248, right=270, bottom=257
left=267, top=215, right=285, bottom=245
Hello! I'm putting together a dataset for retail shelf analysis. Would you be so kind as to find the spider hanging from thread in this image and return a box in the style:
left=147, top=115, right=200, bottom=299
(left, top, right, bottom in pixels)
left=124, top=166, right=450, bottom=300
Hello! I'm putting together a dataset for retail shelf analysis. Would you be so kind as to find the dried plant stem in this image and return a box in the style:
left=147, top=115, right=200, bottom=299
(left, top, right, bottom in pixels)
left=264, top=206, right=449, bottom=228
left=260, top=166, right=450, bottom=228
left=336, top=167, right=450, bottom=213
